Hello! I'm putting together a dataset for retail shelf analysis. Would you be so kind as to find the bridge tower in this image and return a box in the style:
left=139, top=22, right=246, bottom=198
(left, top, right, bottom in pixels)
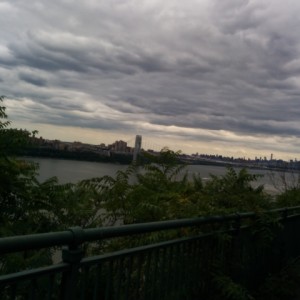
left=133, top=135, right=142, bottom=162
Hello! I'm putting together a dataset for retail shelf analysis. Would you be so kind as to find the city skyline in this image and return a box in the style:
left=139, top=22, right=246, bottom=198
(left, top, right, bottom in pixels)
left=32, top=134, right=295, bottom=163
left=1, top=1, right=300, bottom=160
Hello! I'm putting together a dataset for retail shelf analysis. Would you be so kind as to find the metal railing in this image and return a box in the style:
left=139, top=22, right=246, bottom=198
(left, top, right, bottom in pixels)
left=1, top=206, right=300, bottom=299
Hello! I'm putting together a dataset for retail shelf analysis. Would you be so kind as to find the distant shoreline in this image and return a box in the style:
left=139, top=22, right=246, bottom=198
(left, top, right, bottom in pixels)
left=187, top=159, right=299, bottom=173
left=21, top=147, right=133, bottom=165
left=21, top=151, right=300, bottom=175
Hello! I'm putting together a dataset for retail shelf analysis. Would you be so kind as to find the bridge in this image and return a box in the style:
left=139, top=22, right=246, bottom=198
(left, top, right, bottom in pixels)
left=1, top=206, right=300, bottom=299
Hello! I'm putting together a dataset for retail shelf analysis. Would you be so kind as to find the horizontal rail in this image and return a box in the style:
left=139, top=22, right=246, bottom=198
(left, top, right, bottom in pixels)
left=81, top=231, right=214, bottom=267
left=0, top=263, right=69, bottom=285
left=1, top=206, right=300, bottom=254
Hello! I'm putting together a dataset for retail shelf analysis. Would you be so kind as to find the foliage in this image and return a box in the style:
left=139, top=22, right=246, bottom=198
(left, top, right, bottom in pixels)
left=0, top=97, right=104, bottom=274
left=257, top=257, right=300, bottom=300
left=275, top=187, right=300, bottom=208
left=200, top=167, right=271, bottom=213
left=0, top=97, right=38, bottom=234
left=268, top=169, right=300, bottom=208
left=80, top=152, right=272, bottom=228
left=212, top=271, right=254, bottom=300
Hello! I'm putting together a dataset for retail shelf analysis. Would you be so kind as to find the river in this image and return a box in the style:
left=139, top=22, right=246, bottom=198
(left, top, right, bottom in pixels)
left=23, top=157, right=298, bottom=194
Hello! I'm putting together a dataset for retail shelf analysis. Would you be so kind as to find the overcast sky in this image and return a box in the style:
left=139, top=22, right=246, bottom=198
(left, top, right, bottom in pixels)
left=1, top=0, right=300, bottom=160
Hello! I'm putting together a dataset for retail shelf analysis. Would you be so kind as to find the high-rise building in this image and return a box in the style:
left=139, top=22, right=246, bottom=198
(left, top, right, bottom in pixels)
left=109, top=140, right=128, bottom=152
left=133, top=135, right=142, bottom=162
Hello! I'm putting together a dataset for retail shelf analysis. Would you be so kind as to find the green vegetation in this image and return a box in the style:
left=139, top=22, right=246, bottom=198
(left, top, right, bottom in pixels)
left=1, top=96, right=300, bottom=299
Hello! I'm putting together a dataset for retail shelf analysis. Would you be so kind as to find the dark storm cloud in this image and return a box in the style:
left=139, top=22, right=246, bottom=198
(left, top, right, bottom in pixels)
left=6, top=27, right=173, bottom=76
left=2, top=0, right=300, bottom=156
left=8, top=40, right=88, bottom=73
left=19, top=72, right=47, bottom=87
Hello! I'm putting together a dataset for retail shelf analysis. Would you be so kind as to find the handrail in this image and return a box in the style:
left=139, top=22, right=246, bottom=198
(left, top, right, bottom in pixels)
left=1, top=206, right=300, bottom=254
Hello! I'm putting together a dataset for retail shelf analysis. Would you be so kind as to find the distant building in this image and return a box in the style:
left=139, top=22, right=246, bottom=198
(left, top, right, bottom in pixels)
left=133, top=135, right=142, bottom=161
left=109, top=140, right=128, bottom=152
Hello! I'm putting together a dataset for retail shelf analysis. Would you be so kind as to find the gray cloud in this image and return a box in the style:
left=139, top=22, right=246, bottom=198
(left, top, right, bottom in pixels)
left=19, top=72, right=47, bottom=87
left=1, top=0, right=300, bottom=158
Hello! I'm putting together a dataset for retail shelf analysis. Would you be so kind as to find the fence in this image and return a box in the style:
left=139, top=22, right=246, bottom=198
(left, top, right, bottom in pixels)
left=1, top=206, right=300, bottom=299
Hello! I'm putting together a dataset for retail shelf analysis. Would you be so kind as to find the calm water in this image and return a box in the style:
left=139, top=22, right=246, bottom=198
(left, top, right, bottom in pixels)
left=24, top=157, right=297, bottom=194
left=25, top=157, right=128, bottom=183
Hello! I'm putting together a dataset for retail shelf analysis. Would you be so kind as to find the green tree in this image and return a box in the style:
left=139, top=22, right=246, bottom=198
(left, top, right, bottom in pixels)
left=197, top=167, right=271, bottom=214
left=0, top=97, right=106, bottom=273
left=0, top=96, right=40, bottom=236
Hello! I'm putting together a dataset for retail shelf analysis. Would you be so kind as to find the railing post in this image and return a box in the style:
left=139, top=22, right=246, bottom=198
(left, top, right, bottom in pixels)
left=281, top=208, right=288, bottom=221
left=230, top=214, right=242, bottom=279
left=278, top=208, right=289, bottom=268
left=233, top=213, right=241, bottom=235
left=60, top=227, right=85, bottom=300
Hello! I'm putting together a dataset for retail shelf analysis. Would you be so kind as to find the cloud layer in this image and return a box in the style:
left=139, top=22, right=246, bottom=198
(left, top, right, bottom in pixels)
left=1, top=0, right=300, bottom=159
